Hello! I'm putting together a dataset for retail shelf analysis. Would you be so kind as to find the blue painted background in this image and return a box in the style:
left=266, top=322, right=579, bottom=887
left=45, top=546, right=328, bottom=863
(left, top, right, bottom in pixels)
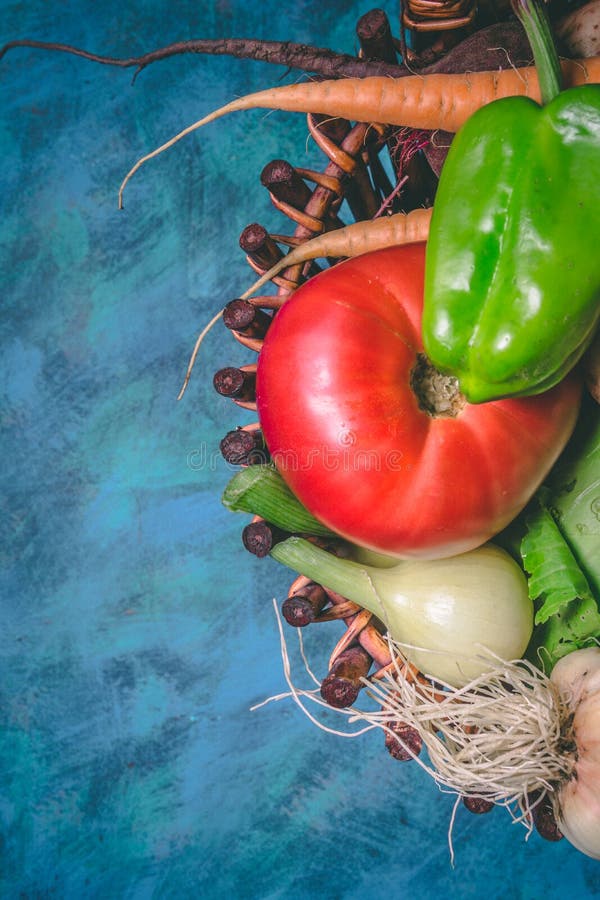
left=2, top=2, right=599, bottom=897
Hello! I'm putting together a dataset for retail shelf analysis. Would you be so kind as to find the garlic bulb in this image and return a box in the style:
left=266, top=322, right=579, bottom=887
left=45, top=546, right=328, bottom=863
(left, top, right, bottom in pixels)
left=551, top=647, right=600, bottom=859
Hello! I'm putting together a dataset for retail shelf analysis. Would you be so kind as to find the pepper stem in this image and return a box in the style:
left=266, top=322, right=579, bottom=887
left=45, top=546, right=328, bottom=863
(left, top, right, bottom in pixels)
left=512, top=0, right=563, bottom=104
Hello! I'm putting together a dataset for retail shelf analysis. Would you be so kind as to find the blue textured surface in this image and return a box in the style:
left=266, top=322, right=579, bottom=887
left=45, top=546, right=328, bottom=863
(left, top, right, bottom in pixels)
left=2, top=2, right=599, bottom=897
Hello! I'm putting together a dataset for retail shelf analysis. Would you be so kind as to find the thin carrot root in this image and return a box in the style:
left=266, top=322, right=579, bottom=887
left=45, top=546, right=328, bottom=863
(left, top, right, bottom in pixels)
left=177, top=208, right=432, bottom=399
left=177, top=308, right=224, bottom=400
left=118, top=58, right=600, bottom=207
left=239, top=207, right=432, bottom=301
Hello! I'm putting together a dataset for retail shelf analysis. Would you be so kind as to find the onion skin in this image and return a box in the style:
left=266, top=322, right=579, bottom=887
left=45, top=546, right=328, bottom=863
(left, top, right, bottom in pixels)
left=552, top=648, right=600, bottom=859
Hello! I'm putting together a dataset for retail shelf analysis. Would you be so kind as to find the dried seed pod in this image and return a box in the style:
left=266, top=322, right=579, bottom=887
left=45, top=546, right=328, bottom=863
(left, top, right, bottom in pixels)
left=282, top=581, right=328, bottom=626
left=384, top=720, right=423, bottom=761
left=220, top=427, right=267, bottom=466
left=261, top=159, right=313, bottom=209
left=528, top=791, right=564, bottom=843
left=223, top=299, right=272, bottom=337
left=320, top=645, right=372, bottom=708
left=356, top=7, right=398, bottom=64
left=242, top=519, right=288, bottom=558
left=239, top=222, right=284, bottom=270
left=213, top=366, right=257, bottom=402
left=463, top=796, right=494, bottom=814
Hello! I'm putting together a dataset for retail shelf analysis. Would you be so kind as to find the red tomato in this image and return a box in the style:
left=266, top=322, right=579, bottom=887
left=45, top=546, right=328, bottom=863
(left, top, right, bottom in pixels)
left=255, top=243, right=581, bottom=558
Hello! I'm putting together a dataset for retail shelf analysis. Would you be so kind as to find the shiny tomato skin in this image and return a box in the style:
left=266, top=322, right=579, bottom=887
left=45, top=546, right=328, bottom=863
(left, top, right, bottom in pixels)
left=256, top=243, right=582, bottom=558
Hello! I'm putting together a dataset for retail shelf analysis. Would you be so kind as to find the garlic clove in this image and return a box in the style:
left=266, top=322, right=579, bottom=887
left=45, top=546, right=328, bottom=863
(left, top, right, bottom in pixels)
left=551, top=647, right=600, bottom=705
left=551, top=649, right=600, bottom=859
left=558, top=757, right=600, bottom=859
left=573, top=693, right=600, bottom=748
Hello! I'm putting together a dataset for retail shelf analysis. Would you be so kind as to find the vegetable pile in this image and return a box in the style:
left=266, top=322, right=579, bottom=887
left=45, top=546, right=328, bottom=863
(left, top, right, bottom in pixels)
left=215, top=0, right=600, bottom=855
left=214, top=1, right=600, bottom=859
left=7, top=0, right=600, bottom=863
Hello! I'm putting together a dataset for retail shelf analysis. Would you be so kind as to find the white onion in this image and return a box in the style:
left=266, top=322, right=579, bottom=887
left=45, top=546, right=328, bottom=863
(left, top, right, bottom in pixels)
left=366, top=545, right=533, bottom=686
left=271, top=538, right=533, bottom=687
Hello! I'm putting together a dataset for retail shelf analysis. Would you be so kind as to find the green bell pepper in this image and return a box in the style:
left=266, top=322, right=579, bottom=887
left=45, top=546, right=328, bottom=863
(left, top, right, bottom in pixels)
left=423, top=0, right=600, bottom=403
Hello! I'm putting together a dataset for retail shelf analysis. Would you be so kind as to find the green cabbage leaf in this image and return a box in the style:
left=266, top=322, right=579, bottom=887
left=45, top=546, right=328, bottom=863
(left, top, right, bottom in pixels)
left=522, top=396, right=600, bottom=672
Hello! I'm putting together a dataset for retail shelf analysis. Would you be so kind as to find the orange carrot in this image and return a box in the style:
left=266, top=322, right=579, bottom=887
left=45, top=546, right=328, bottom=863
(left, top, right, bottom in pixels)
left=239, top=207, right=432, bottom=301
left=177, top=208, right=431, bottom=399
left=118, top=58, right=600, bottom=206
